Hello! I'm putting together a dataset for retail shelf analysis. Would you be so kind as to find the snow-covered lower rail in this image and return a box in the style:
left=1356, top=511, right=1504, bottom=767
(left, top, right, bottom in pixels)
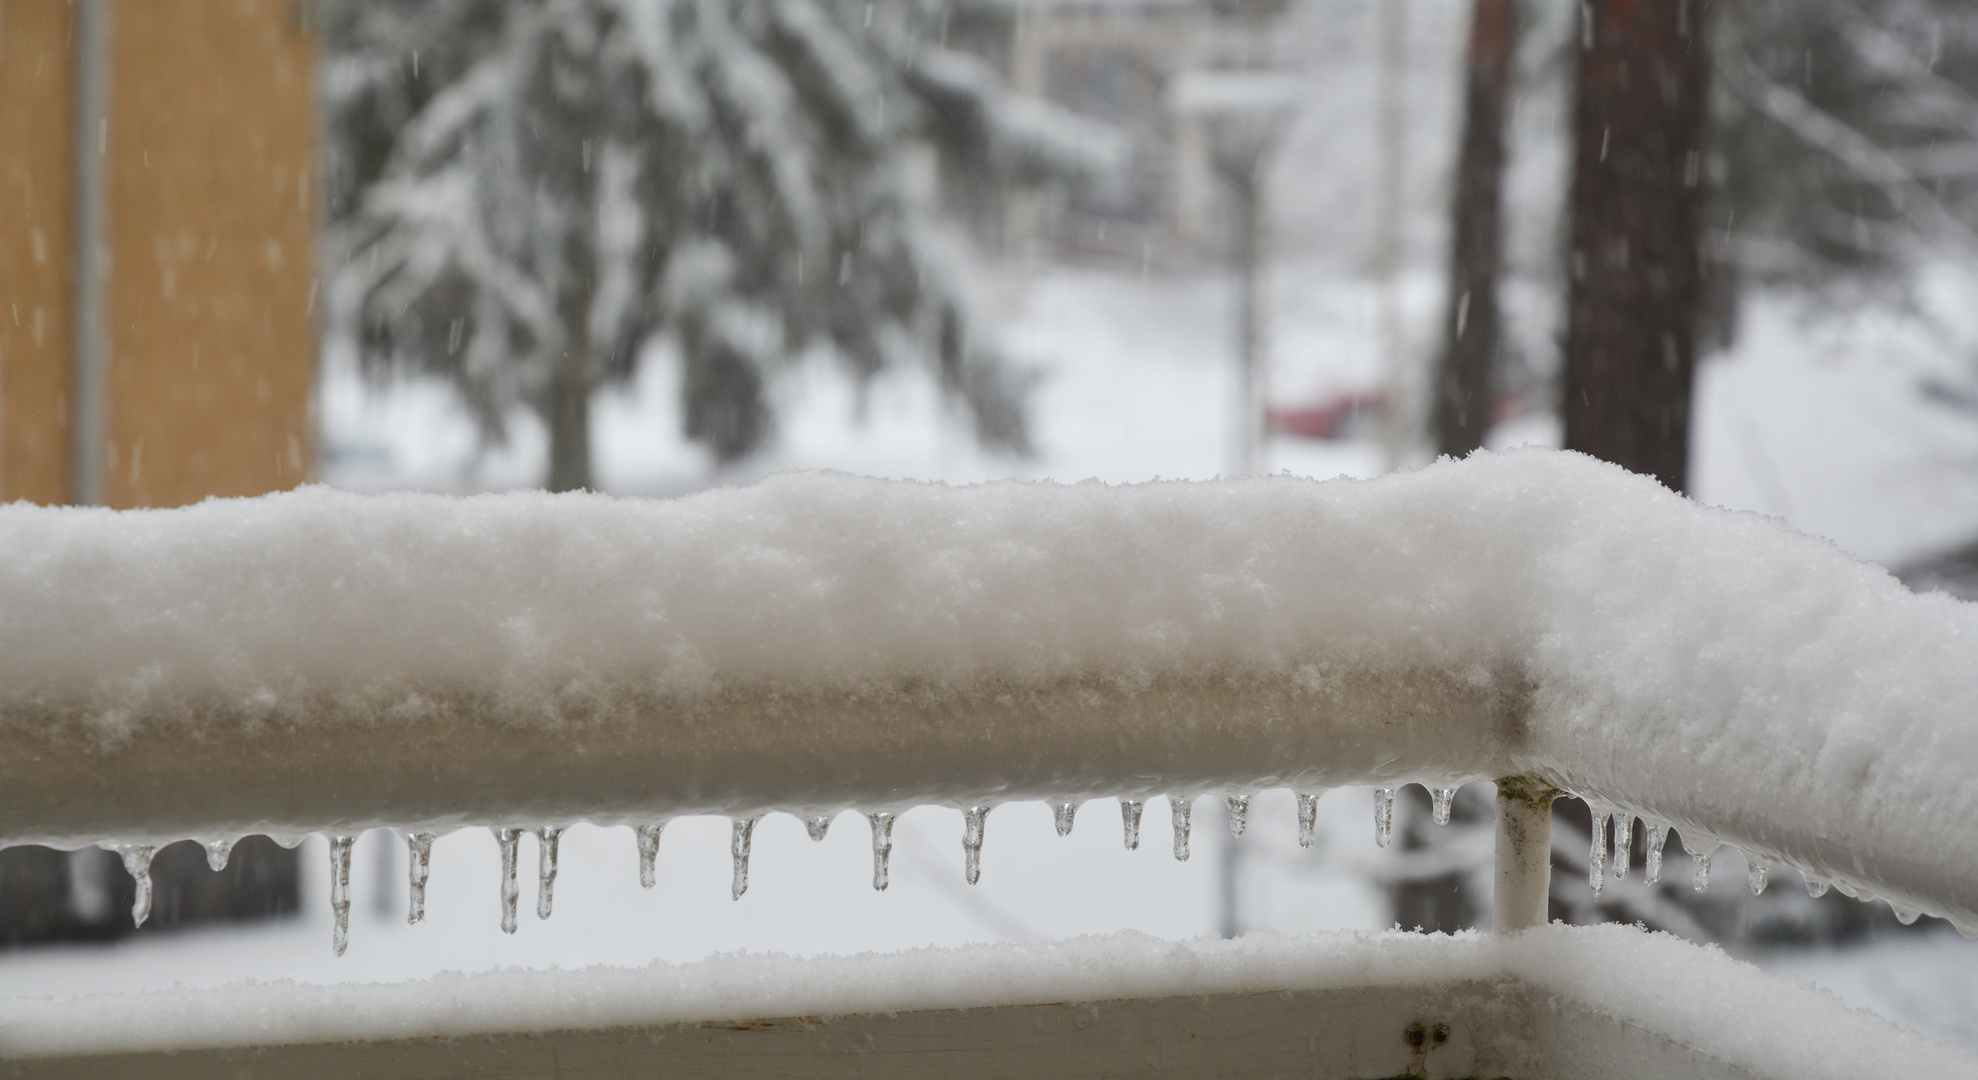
left=2, top=926, right=1972, bottom=1078
left=2, top=449, right=1974, bottom=934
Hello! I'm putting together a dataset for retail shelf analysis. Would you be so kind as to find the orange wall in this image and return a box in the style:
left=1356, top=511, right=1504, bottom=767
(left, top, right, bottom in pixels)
left=0, top=0, right=75, bottom=504
left=104, top=0, right=316, bottom=507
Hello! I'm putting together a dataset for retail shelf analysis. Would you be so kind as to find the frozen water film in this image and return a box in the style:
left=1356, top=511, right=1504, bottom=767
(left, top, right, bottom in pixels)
left=1225, top=795, right=1250, bottom=837
left=496, top=828, right=522, bottom=935
left=329, top=835, right=353, bottom=957
left=1297, top=793, right=1322, bottom=848
left=963, top=806, right=990, bottom=885
left=1169, top=794, right=1192, bottom=862
left=1120, top=799, right=1143, bottom=851
left=536, top=826, right=561, bottom=920
left=405, top=831, right=434, bottom=924
left=1373, top=789, right=1395, bottom=849
left=116, top=845, right=154, bottom=929
left=730, top=818, right=757, bottom=900
left=636, top=823, right=665, bottom=889
left=202, top=838, right=234, bottom=873
left=866, top=812, right=894, bottom=891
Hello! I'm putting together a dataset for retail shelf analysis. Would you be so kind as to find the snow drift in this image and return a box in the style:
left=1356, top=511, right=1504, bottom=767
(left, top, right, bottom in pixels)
left=0, top=449, right=1972, bottom=928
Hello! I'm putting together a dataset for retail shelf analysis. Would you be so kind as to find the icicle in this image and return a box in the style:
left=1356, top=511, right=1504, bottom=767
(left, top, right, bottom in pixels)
left=1053, top=802, right=1077, bottom=837
left=496, top=827, right=521, bottom=934
left=1643, top=820, right=1668, bottom=886
left=867, top=812, right=894, bottom=891
left=1587, top=803, right=1609, bottom=896
left=1681, top=835, right=1713, bottom=892
left=963, top=806, right=990, bottom=885
left=1225, top=795, right=1249, bottom=838
left=202, top=838, right=235, bottom=873
left=731, top=818, right=757, bottom=900
left=1120, top=799, right=1143, bottom=850
left=1373, top=788, right=1395, bottom=849
left=1431, top=788, right=1455, bottom=826
left=806, top=815, right=832, bottom=842
left=536, top=826, right=561, bottom=919
left=636, top=823, right=665, bottom=889
left=1805, top=874, right=1830, bottom=899
left=1611, top=813, right=1632, bottom=880
left=1169, top=794, right=1192, bottom=861
left=117, top=845, right=155, bottom=929
left=1748, top=861, right=1769, bottom=896
left=1892, top=903, right=1922, bottom=926
left=328, top=835, right=354, bottom=956
left=1296, top=793, right=1322, bottom=848
left=405, top=832, right=433, bottom=924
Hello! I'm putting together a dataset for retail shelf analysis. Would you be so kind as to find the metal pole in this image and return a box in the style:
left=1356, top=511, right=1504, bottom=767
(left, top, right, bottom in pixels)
left=1492, top=775, right=1554, bottom=934
left=70, top=0, right=111, bottom=507
left=1232, top=171, right=1267, bottom=478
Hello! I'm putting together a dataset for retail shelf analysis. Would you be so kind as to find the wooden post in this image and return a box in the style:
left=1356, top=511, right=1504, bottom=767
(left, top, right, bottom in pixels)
left=1494, top=775, right=1555, bottom=934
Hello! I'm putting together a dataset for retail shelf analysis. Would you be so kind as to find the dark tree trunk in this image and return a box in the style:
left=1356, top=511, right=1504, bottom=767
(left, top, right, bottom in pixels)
left=545, top=284, right=595, bottom=493
left=1561, top=0, right=1715, bottom=492
left=1431, top=0, right=1518, bottom=459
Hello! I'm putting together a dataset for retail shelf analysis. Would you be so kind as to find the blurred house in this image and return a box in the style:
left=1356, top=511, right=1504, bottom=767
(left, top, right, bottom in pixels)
left=0, top=0, right=312, bottom=941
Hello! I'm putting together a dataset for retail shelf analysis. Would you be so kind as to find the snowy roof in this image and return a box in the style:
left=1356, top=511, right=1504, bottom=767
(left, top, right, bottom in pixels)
left=0, top=925, right=1967, bottom=1076
left=0, top=449, right=1973, bottom=930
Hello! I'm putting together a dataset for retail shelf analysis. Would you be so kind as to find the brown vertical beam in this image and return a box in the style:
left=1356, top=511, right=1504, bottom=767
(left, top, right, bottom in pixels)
left=0, top=0, right=76, bottom=504
left=1561, top=0, right=1714, bottom=493
left=1430, top=0, right=1516, bottom=459
left=103, top=0, right=315, bottom=508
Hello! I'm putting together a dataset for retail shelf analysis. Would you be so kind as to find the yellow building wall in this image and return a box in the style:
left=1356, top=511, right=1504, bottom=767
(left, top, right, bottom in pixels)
left=0, top=0, right=76, bottom=504
left=104, top=0, right=315, bottom=507
left=0, top=0, right=315, bottom=508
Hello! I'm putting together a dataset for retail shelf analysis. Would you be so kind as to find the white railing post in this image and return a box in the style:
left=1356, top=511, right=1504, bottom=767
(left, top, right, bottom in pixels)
left=1493, top=775, right=1555, bottom=934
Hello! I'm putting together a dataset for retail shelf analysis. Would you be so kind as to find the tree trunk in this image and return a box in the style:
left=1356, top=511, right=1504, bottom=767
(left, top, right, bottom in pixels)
left=1430, top=0, right=1518, bottom=459
left=545, top=285, right=595, bottom=493
left=1561, top=0, right=1715, bottom=492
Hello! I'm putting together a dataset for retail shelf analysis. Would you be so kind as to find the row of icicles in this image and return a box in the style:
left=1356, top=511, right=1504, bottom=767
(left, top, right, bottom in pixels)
left=99, top=785, right=1907, bottom=956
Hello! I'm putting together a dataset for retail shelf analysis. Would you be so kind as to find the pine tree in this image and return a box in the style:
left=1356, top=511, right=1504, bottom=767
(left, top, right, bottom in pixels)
left=320, top=0, right=1115, bottom=489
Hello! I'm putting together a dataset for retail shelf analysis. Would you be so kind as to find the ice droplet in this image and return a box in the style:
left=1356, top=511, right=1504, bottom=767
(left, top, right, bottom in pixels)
left=1169, top=794, right=1192, bottom=861
left=1682, top=835, right=1713, bottom=892
left=867, top=812, right=894, bottom=891
left=1805, top=874, right=1830, bottom=898
left=806, top=815, right=832, bottom=842
left=1373, top=789, right=1395, bottom=849
left=405, top=832, right=433, bottom=924
left=1297, top=792, right=1322, bottom=848
left=496, top=827, right=522, bottom=934
left=963, top=806, right=990, bottom=885
left=1892, top=903, right=1922, bottom=926
left=1053, top=802, right=1077, bottom=837
left=636, top=823, right=665, bottom=889
left=329, top=834, right=353, bottom=956
left=1225, top=795, right=1249, bottom=837
left=1748, top=861, right=1768, bottom=896
left=1120, top=799, right=1143, bottom=850
left=1643, top=820, right=1668, bottom=886
left=1587, top=803, right=1609, bottom=896
left=536, top=826, right=561, bottom=920
left=1611, top=813, right=1632, bottom=880
left=1431, top=788, right=1455, bottom=826
left=203, top=838, right=234, bottom=873
left=117, top=845, right=155, bottom=929
left=731, top=818, right=757, bottom=900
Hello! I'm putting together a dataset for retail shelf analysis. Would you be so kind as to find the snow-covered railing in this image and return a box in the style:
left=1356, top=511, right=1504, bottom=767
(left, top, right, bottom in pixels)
left=3, top=449, right=1974, bottom=945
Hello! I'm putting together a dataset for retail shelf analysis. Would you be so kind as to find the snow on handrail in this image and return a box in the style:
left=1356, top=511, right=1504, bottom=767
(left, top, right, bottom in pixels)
left=2, top=449, right=1973, bottom=935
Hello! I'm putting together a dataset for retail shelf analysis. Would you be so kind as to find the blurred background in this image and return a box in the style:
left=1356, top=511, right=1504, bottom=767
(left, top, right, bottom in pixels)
left=2, top=0, right=1977, bottom=1052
